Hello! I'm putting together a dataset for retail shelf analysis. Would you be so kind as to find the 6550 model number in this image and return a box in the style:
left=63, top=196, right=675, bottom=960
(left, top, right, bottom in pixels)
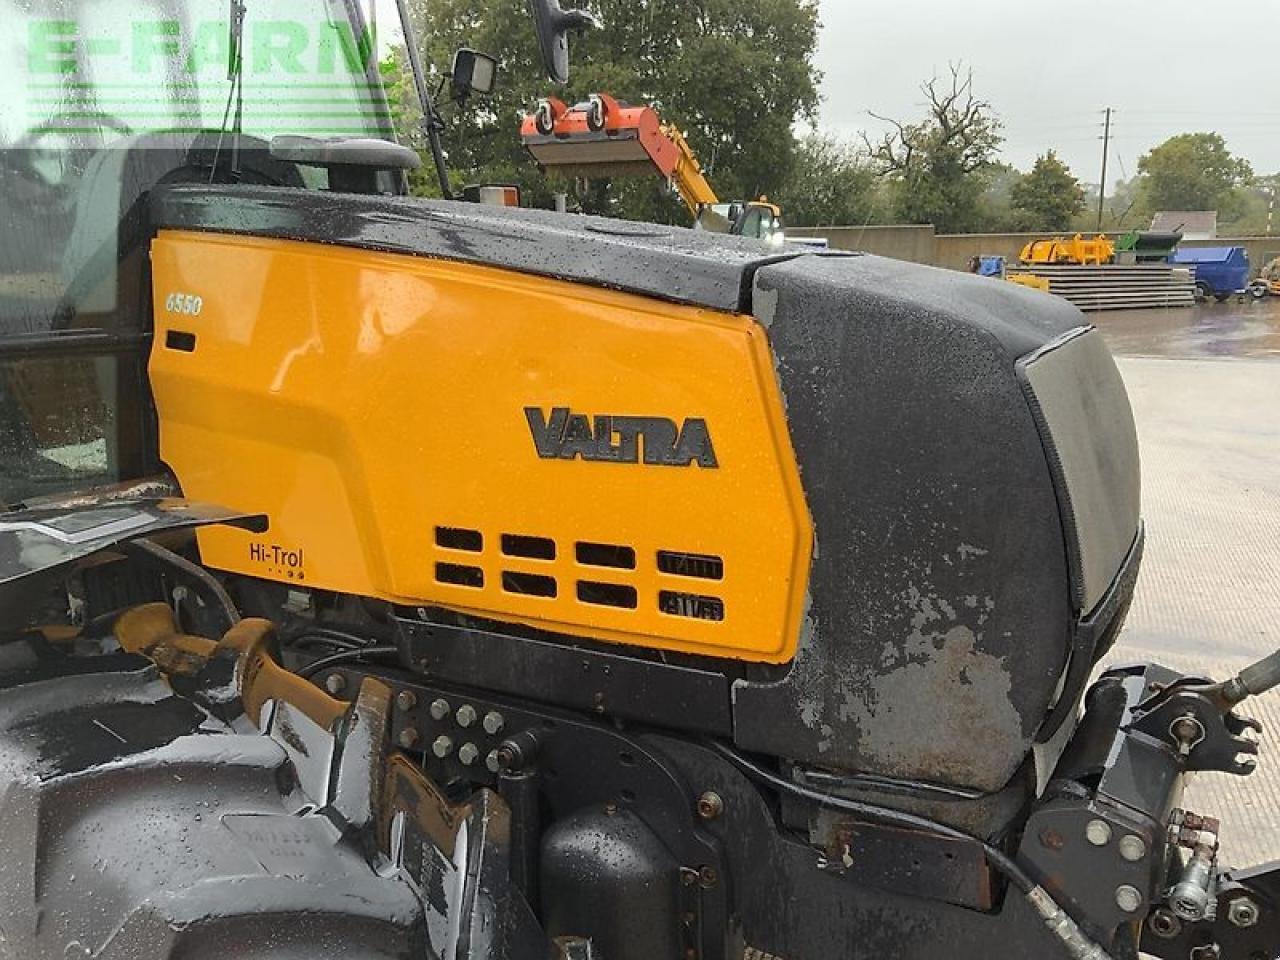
left=164, top=292, right=204, bottom=316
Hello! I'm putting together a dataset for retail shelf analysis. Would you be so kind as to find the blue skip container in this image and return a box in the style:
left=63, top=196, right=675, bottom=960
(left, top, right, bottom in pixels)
left=1170, top=246, right=1250, bottom=301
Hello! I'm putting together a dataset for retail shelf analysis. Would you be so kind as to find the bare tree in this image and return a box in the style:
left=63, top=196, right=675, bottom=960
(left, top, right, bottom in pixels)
left=864, top=64, right=1002, bottom=176
left=862, top=64, right=1003, bottom=232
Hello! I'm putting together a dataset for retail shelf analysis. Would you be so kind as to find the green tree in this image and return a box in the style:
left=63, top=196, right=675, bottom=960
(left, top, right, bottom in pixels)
left=379, top=51, right=439, bottom=197
left=1220, top=172, right=1280, bottom=235
left=1009, top=150, right=1085, bottom=231
left=1136, top=133, right=1252, bottom=218
left=396, top=0, right=822, bottom=222
left=773, top=134, right=875, bottom=227
left=864, top=64, right=1003, bottom=233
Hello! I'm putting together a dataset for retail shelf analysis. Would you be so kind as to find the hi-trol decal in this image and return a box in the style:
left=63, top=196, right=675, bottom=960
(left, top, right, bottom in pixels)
left=525, top=407, right=719, bottom=468
left=249, top=542, right=307, bottom=581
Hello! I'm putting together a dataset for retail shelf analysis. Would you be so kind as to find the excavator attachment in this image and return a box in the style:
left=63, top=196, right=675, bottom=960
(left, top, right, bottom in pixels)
left=521, top=94, right=693, bottom=187
left=520, top=93, right=782, bottom=241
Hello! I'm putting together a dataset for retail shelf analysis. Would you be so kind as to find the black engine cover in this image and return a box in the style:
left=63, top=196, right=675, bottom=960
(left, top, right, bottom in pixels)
left=734, top=255, right=1140, bottom=792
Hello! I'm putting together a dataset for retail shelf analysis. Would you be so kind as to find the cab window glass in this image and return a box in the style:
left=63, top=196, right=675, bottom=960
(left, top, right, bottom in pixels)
left=0, top=0, right=388, bottom=504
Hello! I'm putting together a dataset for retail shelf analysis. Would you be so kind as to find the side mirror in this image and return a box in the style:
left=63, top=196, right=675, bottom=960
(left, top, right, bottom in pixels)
left=450, top=48, right=499, bottom=102
left=527, top=0, right=599, bottom=84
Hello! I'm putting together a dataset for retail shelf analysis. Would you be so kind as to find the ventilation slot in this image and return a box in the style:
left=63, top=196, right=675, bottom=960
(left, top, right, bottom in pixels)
left=659, top=590, right=725, bottom=622
left=165, top=330, right=197, bottom=352
left=502, top=571, right=557, bottom=598
left=502, top=534, right=556, bottom=560
left=576, top=542, right=636, bottom=570
left=436, top=527, right=483, bottom=552
left=657, top=551, right=724, bottom=581
left=435, top=562, right=484, bottom=588
left=577, top=581, right=638, bottom=609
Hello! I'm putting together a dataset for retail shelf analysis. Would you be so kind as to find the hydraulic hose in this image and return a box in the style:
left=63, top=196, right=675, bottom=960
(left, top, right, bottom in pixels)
left=296, top=645, right=400, bottom=680
left=706, top=740, right=1115, bottom=960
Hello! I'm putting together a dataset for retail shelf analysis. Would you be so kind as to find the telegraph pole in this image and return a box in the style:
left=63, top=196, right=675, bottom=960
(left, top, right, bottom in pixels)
left=1096, top=107, right=1112, bottom=232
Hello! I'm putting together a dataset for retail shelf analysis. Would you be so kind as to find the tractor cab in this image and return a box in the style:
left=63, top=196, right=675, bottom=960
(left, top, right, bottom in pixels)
left=0, top=0, right=409, bottom=506
left=694, top=199, right=784, bottom=242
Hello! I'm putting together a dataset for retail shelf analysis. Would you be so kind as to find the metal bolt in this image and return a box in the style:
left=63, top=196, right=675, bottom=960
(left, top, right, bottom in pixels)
left=1148, top=909, right=1182, bottom=940
left=458, top=742, right=480, bottom=766
left=429, top=698, right=450, bottom=721
left=482, top=711, right=505, bottom=735
left=1086, top=819, right=1113, bottom=846
left=1171, top=715, right=1206, bottom=755
left=696, top=791, right=724, bottom=820
left=397, top=727, right=420, bottom=749
left=485, top=749, right=501, bottom=773
left=1119, top=834, right=1147, bottom=862
left=698, top=865, right=718, bottom=888
left=396, top=689, right=417, bottom=712
left=324, top=672, right=346, bottom=695
left=431, top=735, right=454, bottom=758
left=1227, top=898, right=1260, bottom=928
left=1115, top=885, right=1143, bottom=914
left=456, top=704, right=477, bottom=728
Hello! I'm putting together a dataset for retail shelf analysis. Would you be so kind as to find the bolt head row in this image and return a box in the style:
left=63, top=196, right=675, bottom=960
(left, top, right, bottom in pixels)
left=1084, top=820, right=1147, bottom=862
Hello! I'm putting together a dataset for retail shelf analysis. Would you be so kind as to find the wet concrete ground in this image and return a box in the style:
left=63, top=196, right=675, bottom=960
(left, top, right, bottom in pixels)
left=1092, top=297, right=1280, bottom=864
left=1099, top=295, right=1280, bottom=361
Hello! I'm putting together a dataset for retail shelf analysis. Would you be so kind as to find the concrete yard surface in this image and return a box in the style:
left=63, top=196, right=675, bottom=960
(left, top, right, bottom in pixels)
left=1094, top=298, right=1280, bottom=866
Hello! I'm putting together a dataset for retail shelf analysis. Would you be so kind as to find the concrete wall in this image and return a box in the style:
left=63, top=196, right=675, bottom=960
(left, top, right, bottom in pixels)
left=787, top=224, right=936, bottom=264
left=788, top=224, right=1280, bottom=273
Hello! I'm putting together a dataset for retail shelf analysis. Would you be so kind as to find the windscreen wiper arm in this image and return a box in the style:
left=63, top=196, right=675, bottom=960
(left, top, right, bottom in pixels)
left=392, top=0, right=452, bottom=199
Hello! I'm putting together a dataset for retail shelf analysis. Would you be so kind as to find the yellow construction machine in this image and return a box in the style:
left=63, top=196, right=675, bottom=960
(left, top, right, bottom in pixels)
left=521, top=92, right=785, bottom=242
left=0, top=1, right=1277, bottom=959
left=1019, top=233, right=1115, bottom=266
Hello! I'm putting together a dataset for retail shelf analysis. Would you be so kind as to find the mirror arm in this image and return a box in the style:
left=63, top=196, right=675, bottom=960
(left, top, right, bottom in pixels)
left=392, top=0, right=452, bottom=199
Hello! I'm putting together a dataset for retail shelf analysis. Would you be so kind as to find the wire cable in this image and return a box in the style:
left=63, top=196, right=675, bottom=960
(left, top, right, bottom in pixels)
left=283, top=625, right=375, bottom=652
left=706, top=739, right=1036, bottom=892
left=295, top=645, right=400, bottom=680
left=706, top=739, right=1115, bottom=960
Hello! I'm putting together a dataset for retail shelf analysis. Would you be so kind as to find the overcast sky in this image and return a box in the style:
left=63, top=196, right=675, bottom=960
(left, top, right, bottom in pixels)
left=814, top=0, right=1278, bottom=187
left=375, top=0, right=1276, bottom=188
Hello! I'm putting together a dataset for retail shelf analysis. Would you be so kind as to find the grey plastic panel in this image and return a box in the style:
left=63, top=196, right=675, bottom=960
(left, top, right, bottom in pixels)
left=1018, top=328, right=1141, bottom=614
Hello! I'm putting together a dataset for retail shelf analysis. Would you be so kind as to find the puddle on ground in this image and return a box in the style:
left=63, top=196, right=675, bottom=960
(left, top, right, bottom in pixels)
left=1094, top=298, right=1280, bottom=359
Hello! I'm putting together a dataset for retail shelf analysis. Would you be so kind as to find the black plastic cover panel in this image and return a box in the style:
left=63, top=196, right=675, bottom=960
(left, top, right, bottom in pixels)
left=150, top=184, right=826, bottom=313
left=734, top=254, right=1123, bottom=792
left=0, top=497, right=264, bottom=586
